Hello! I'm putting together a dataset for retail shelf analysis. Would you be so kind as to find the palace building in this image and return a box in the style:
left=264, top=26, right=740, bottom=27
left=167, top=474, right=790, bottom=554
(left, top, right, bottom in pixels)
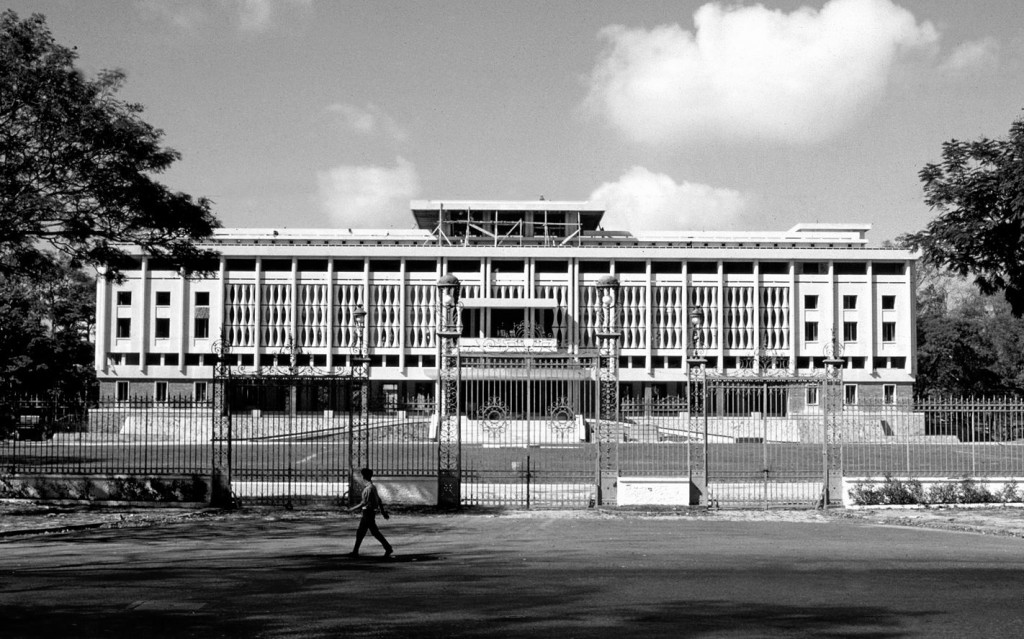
left=94, top=200, right=917, bottom=410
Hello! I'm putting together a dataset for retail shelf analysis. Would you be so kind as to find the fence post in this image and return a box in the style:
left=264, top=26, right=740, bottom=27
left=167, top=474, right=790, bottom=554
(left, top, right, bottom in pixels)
left=436, top=275, right=463, bottom=508
left=210, top=346, right=234, bottom=509
left=822, top=351, right=845, bottom=509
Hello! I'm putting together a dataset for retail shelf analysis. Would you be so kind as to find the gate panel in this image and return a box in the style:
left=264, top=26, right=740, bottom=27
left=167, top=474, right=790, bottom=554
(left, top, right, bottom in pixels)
left=459, top=356, right=598, bottom=508
left=705, top=378, right=826, bottom=508
left=224, top=375, right=352, bottom=506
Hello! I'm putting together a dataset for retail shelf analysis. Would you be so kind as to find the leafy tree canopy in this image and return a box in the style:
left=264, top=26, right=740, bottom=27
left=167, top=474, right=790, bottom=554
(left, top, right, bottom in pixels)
left=0, top=10, right=219, bottom=280
left=0, top=256, right=96, bottom=397
left=901, top=112, right=1024, bottom=316
left=913, top=260, right=1024, bottom=398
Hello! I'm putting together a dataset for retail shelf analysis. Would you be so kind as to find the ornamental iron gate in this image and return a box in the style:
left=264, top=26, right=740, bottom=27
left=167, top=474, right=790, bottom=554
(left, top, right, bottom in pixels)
left=697, top=376, right=843, bottom=509
left=459, top=355, right=599, bottom=508
left=211, top=357, right=436, bottom=507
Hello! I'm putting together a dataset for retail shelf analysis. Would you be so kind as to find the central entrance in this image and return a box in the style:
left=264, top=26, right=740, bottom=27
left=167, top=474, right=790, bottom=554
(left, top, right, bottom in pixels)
left=458, top=354, right=600, bottom=508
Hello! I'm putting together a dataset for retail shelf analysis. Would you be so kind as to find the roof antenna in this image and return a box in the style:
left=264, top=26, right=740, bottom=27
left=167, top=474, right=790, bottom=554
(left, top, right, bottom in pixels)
left=539, top=195, right=546, bottom=201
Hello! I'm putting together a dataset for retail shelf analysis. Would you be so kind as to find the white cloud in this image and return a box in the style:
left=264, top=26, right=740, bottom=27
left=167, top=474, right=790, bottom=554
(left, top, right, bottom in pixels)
left=938, top=38, right=998, bottom=74
left=326, top=103, right=408, bottom=142
left=584, top=0, right=938, bottom=145
left=316, top=157, right=420, bottom=228
left=141, top=0, right=312, bottom=33
left=589, top=167, right=748, bottom=232
left=234, top=0, right=313, bottom=32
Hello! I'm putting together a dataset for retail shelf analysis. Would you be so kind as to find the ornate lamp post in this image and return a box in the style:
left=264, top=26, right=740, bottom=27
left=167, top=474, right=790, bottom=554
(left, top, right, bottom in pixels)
left=348, top=306, right=370, bottom=505
left=595, top=275, right=621, bottom=505
left=687, top=307, right=710, bottom=507
left=436, top=274, right=462, bottom=508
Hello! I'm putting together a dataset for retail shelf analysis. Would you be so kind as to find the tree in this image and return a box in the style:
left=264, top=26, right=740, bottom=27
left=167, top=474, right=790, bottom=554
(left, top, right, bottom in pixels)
left=901, top=112, right=1024, bottom=316
left=912, top=259, right=1024, bottom=398
left=0, top=10, right=219, bottom=280
left=0, top=257, right=95, bottom=397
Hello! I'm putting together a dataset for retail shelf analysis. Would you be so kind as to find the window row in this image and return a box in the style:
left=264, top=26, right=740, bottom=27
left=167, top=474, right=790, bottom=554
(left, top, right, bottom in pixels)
left=114, top=381, right=208, bottom=403
left=804, top=294, right=896, bottom=310
left=803, top=321, right=897, bottom=343
left=116, top=291, right=210, bottom=307
left=115, top=317, right=210, bottom=339
left=806, top=384, right=898, bottom=406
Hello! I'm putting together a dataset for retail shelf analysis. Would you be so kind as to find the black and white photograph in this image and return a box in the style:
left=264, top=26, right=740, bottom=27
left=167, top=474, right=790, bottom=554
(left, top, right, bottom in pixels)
left=3, top=1, right=1024, bottom=637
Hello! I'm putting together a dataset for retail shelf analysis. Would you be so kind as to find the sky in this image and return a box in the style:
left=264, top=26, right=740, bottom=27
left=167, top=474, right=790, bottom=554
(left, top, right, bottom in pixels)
left=8, top=0, right=1024, bottom=244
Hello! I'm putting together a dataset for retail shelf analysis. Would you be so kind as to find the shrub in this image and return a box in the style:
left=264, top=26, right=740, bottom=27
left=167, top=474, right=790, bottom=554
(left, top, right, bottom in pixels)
left=849, top=482, right=882, bottom=506
left=928, top=482, right=959, bottom=504
left=999, top=480, right=1021, bottom=503
left=957, top=479, right=996, bottom=504
left=849, top=476, right=923, bottom=506
left=878, top=476, right=924, bottom=505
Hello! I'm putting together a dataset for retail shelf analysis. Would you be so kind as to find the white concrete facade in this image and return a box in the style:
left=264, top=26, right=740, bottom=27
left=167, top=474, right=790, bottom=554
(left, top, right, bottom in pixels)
left=94, top=200, right=916, bottom=403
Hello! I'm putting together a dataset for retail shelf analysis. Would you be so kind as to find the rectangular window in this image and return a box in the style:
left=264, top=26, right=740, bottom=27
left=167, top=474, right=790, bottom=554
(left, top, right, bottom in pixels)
left=842, top=295, right=857, bottom=310
left=154, top=381, right=168, bottom=402
left=881, top=295, right=896, bottom=310
left=804, top=295, right=818, bottom=310
left=194, top=382, right=208, bottom=403
left=116, top=318, right=131, bottom=338
left=195, top=291, right=210, bottom=306
left=194, top=317, right=209, bottom=339
left=117, top=291, right=132, bottom=306
left=116, top=381, right=130, bottom=402
left=844, top=384, right=858, bottom=405
left=806, top=386, right=819, bottom=406
left=843, top=321, right=858, bottom=342
left=156, top=291, right=171, bottom=306
left=155, top=317, right=171, bottom=339
left=883, top=384, right=895, bottom=405
left=882, top=322, right=896, bottom=342
left=804, top=321, right=819, bottom=342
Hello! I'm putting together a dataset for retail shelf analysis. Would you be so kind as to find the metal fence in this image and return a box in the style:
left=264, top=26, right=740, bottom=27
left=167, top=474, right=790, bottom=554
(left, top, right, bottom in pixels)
left=842, top=396, right=1024, bottom=478
left=1, top=395, right=211, bottom=475
left=4, top=391, right=1024, bottom=508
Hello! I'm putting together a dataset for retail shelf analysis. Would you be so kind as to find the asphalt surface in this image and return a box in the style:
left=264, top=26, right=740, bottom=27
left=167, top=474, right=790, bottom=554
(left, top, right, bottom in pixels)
left=3, top=507, right=1024, bottom=638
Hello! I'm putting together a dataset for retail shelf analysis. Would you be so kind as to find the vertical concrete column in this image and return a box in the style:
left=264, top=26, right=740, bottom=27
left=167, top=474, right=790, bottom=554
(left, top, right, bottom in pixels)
left=752, top=261, right=761, bottom=369
left=645, top=260, right=653, bottom=374
left=866, top=261, right=876, bottom=373
left=399, top=258, right=407, bottom=373
left=906, top=259, right=916, bottom=378
left=716, top=261, right=724, bottom=373
left=95, top=272, right=110, bottom=374
left=179, top=272, right=189, bottom=376
left=326, top=258, right=335, bottom=370
left=254, top=258, right=263, bottom=367
left=788, top=261, right=797, bottom=375
left=140, top=258, right=150, bottom=377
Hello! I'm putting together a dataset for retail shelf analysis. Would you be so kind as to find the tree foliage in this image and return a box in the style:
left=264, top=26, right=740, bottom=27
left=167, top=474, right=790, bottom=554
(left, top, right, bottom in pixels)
left=0, top=10, right=219, bottom=279
left=913, top=260, right=1024, bottom=397
left=0, top=256, right=95, bottom=396
left=901, top=113, right=1024, bottom=316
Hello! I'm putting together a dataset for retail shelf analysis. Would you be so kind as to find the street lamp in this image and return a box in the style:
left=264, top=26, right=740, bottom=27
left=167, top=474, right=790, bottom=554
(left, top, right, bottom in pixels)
left=437, top=273, right=462, bottom=338
left=348, top=305, right=370, bottom=506
left=436, top=273, right=462, bottom=508
left=687, top=305, right=711, bottom=508
left=594, top=275, right=621, bottom=505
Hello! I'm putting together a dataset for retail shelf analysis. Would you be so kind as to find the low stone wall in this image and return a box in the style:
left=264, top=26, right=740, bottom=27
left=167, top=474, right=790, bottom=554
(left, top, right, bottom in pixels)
left=646, top=411, right=926, bottom=443
left=0, top=473, right=210, bottom=503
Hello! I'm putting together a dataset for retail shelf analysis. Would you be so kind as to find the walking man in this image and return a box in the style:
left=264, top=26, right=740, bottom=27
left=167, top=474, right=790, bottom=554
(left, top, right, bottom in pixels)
left=347, top=467, right=393, bottom=557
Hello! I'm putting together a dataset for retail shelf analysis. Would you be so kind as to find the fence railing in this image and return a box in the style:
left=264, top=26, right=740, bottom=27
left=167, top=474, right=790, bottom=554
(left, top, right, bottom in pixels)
left=4, top=393, right=1024, bottom=503
left=1, top=395, right=212, bottom=475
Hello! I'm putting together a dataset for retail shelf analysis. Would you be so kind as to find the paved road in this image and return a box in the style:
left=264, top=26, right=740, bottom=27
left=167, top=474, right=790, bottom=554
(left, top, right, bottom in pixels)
left=3, top=511, right=1024, bottom=638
